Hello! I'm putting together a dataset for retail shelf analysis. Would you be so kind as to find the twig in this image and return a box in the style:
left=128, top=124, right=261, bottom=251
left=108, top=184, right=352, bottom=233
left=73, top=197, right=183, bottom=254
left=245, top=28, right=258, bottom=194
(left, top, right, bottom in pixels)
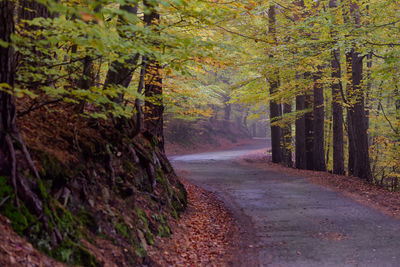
left=15, top=132, right=40, bottom=179
left=0, top=196, right=10, bottom=208
left=378, top=101, right=399, bottom=135
left=5, top=135, right=19, bottom=208
left=17, top=98, right=62, bottom=117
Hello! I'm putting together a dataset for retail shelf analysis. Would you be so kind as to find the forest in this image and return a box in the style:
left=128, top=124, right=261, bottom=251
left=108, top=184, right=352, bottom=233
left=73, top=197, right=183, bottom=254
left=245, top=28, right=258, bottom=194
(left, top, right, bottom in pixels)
left=0, top=0, right=400, bottom=266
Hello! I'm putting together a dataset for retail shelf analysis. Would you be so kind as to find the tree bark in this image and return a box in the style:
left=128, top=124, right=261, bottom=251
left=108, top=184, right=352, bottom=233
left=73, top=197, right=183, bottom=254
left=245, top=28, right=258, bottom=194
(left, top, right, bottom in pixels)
left=282, top=103, right=293, bottom=167
left=344, top=2, right=372, bottom=181
left=143, top=0, right=164, bottom=151
left=312, top=71, right=326, bottom=171
left=103, top=4, right=140, bottom=101
left=268, top=5, right=282, bottom=164
left=331, top=49, right=345, bottom=174
left=305, top=88, right=314, bottom=170
left=349, top=51, right=372, bottom=181
left=295, top=94, right=307, bottom=169
left=1, top=0, right=61, bottom=242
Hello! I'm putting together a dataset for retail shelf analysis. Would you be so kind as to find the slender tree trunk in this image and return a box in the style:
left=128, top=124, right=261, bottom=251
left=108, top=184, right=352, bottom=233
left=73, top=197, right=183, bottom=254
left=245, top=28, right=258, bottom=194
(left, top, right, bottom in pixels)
left=223, top=96, right=231, bottom=130
left=295, top=94, right=307, bottom=169
left=345, top=50, right=355, bottom=176
left=268, top=5, right=282, bottom=163
left=134, top=59, right=146, bottom=135
left=293, top=0, right=307, bottom=170
left=312, top=70, right=326, bottom=171
left=282, top=103, right=293, bottom=167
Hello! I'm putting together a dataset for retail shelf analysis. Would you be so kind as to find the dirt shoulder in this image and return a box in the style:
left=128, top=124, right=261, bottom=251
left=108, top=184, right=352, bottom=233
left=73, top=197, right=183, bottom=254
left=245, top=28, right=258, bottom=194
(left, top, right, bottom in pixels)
left=165, top=138, right=261, bottom=156
left=148, top=179, right=238, bottom=266
left=0, top=215, right=65, bottom=267
left=240, top=150, right=400, bottom=220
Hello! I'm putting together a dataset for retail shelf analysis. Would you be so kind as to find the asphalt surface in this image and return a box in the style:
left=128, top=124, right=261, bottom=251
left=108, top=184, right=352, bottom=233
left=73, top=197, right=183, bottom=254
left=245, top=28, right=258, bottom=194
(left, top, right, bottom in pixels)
left=170, top=139, right=400, bottom=267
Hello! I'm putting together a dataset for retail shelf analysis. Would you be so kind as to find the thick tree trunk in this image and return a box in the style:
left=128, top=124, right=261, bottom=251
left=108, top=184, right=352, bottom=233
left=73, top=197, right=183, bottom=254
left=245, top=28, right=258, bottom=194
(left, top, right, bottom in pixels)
left=331, top=49, right=345, bottom=174
left=268, top=5, right=282, bottom=164
left=269, top=88, right=282, bottom=163
left=312, top=71, right=326, bottom=171
left=103, top=3, right=139, bottom=101
left=350, top=51, right=372, bottom=181
left=282, top=103, right=293, bottom=167
left=295, top=94, right=307, bottom=169
left=1, top=0, right=61, bottom=242
left=18, top=0, right=50, bottom=20
left=143, top=1, right=164, bottom=151
left=305, top=91, right=314, bottom=170
left=0, top=1, right=17, bottom=169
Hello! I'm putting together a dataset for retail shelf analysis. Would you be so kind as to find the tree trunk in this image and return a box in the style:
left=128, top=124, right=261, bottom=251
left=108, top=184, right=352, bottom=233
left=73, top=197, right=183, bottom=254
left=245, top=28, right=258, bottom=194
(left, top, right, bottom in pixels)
left=312, top=71, right=326, bottom=171
left=295, top=94, right=307, bottom=169
left=103, top=3, right=140, bottom=102
left=345, top=52, right=355, bottom=176
left=1, top=0, right=61, bottom=242
left=18, top=0, right=50, bottom=20
left=305, top=90, right=314, bottom=170
left=1, top=0, right=17, bottom=175
left=268, top=5, right=282, bottom=164
left=223, top=96, right=231, bottom=130
left=350, top=51, right=372, bottom=181
left=282, top=103, right=293, bottom=167
left=330, top=51, right=345, bottom=175
left=343, top=2, right=372, bottom=181
left=143, top=0, right=164, bottom=151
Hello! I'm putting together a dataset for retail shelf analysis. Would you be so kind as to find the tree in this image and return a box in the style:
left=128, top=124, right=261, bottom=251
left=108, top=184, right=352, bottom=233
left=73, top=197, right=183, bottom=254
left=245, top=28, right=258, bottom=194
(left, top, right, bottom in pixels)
left=312, top=69, right=326, bottom=171
left=144, top=0, right=164, bottom=151
left=345, top=2, right=372, bottom=181
left=0, top=0, right=62, bottom=244
left=268, top=4, right=282, bottom=164
left=329, top=0, right=345, bottom=175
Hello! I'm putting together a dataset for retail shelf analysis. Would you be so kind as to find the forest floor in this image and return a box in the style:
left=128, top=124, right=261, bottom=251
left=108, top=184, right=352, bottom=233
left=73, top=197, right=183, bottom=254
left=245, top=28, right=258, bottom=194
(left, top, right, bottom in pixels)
left=0, top=139, right=250, bottom=267
left=3, top=138, right=400, bottom=266
left=165, top=137, right=259, bottom=156
left=172, top=139, right=400, bottom=266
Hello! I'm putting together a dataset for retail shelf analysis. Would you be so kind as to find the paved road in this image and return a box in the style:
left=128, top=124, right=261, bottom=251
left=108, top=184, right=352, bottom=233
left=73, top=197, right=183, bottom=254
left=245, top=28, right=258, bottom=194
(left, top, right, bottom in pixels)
left=170, top=140, right=400, bottom=267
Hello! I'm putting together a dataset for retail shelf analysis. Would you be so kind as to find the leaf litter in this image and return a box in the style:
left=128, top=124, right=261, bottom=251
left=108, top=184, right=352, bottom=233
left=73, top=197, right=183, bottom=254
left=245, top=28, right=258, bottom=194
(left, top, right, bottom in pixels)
left=148, top=179, right=238, bottom=267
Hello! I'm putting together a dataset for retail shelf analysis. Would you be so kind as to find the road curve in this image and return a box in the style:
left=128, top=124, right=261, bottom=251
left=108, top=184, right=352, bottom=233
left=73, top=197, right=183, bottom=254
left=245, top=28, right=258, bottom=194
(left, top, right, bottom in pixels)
left=170, top=139, right=400, bottom=267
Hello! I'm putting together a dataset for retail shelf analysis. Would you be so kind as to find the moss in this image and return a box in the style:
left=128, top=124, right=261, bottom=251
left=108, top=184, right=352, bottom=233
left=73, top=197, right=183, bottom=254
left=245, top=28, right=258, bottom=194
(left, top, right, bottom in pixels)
left=2, top=203, right=34, bottom=235
left=123, top=160, right=137, bottom=174
left=54, top=204, right=77, bottom=239
left=134, top=244, right=147, bottom=258
left=0, top=176, right=13, bottom=198
left=52, top=239, right=100, bottom=267
left=135, top=207, right=154, bottom=245
left=115, top=222, right=129, bottom=239
left=76, top=208, right=97, bottom=232
left=144, top=230, right=155, bottom=245
left=157, top=225, right=171, bottom=238
left=0, top=176, right=36, bottom=235
left=135, top=208, right=148, bottom=226
left=152, top=214, right=171, bottom=238
left=40, top=153, right=69, bottom=189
